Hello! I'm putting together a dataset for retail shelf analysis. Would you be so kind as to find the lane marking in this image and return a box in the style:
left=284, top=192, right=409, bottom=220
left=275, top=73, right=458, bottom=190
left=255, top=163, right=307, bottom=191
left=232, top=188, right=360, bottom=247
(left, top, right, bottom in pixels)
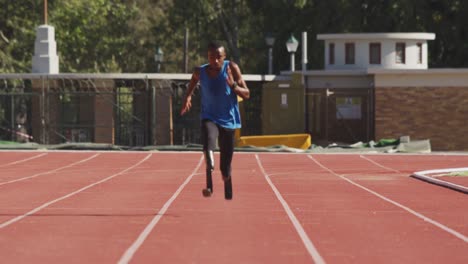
left=359, top=155, right=401, bottom=173
left=118, top=155, right=204, bottom=264
left=0, top=153, right=100, bottom=187
left=0, top=153, right=152, bottom=229
left=308, top=155, right=468, bottom=243
left=0, top=153, right=48, bottom=168
left=255, top=154, right=326, bottom=264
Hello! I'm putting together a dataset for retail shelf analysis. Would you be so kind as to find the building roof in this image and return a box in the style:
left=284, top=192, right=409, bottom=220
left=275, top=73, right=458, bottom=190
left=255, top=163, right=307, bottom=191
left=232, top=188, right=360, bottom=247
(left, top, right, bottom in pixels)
left=317, top=33, right=436, bottom=40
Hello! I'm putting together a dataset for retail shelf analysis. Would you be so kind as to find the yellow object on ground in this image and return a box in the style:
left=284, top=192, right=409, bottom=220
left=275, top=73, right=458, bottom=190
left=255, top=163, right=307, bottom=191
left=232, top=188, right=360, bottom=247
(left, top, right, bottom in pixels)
left=236, top=133, right=311, bottom=150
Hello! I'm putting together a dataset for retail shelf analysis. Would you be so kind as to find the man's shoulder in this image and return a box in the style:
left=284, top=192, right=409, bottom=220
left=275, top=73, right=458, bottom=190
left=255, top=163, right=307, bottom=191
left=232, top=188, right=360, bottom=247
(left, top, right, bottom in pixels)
left=189, top=66, right=203, bottom=81
left=227, top=61, right=242, bottom=74
left=228, top=60, right=240, bottom=68
left=192, top=66, right=204, bottom=74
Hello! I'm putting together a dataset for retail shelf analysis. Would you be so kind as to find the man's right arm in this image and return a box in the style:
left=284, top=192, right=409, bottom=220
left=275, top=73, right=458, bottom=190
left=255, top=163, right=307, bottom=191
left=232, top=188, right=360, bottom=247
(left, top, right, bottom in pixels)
left=180, top=67, right=200, bottom=115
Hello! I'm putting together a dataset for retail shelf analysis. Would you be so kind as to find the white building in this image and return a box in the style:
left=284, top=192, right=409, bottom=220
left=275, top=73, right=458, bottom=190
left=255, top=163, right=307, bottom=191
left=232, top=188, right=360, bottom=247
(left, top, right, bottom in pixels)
left=317, top=33, right=436, bottom=70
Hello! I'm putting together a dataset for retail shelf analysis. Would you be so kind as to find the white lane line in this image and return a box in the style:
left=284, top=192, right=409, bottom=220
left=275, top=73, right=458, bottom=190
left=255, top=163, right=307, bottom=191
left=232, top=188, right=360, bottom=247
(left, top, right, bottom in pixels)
left=255, top=154, right=326, bottom=264
left=117, top=155, right=204, bottom=264
left=308, top=155, right=468, bottom=243
left=0, top=153, right=152, bottom=229
left=359, top=155, right=401, bottom=173
left=0, top=153, right=100, bottom=187
left=0, top=153, right=48, bottom=168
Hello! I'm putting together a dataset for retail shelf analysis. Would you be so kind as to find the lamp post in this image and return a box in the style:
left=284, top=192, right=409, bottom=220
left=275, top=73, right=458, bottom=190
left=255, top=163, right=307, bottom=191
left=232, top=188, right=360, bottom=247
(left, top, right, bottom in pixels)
left=265, top=33, right=275, bottom=74
left=154, top=47, right=164, bottom=73
left=285, top=34, right=299, bottom=72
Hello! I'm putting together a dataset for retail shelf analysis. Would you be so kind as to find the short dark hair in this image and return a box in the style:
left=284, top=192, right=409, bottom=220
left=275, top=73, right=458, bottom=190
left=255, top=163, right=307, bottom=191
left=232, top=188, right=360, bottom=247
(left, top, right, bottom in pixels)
left=207, top=41, right=224, bottom=50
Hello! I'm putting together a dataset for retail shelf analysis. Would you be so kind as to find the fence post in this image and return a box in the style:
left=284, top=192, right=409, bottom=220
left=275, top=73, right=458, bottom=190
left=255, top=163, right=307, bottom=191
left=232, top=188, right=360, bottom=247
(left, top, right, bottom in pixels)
left=152, top=80, right=157, bottom=145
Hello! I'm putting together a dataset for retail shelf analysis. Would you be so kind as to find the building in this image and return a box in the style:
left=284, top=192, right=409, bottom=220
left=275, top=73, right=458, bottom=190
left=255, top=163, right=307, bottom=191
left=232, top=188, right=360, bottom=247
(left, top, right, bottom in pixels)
left=319, top=33, right=435, bottom=70
left=262, top=32, right=468, bottom=150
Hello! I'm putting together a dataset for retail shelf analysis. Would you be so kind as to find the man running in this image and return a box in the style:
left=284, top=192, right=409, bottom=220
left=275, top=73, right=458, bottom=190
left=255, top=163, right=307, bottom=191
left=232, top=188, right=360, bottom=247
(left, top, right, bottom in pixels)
left=180, top=41, right=250, bottom=200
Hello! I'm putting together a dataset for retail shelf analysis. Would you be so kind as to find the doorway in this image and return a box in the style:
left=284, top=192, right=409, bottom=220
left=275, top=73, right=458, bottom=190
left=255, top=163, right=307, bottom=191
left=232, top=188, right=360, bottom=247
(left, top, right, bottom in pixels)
left=307, top=88, right=374, bottom=146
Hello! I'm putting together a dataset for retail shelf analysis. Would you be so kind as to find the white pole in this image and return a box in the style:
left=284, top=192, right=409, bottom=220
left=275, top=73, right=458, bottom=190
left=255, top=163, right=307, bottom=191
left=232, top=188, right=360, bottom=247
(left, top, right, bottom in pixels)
left=290, top=53, right=295, bottom=72
left=302, top=31, right=307, bottom=71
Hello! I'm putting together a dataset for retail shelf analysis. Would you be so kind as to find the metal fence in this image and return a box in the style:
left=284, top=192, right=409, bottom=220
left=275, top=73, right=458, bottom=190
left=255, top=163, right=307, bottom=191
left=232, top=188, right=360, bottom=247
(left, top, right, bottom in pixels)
left=0, top=74, right=264, bottom=147
left=0, top=78, right=34, bottom=143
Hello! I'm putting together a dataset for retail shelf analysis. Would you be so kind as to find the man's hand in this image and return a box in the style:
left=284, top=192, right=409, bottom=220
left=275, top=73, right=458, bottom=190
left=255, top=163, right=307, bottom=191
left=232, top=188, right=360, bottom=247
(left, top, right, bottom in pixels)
left=226, top=61, right=250, bottom=100
left=180, top=95, right=192, bottom=115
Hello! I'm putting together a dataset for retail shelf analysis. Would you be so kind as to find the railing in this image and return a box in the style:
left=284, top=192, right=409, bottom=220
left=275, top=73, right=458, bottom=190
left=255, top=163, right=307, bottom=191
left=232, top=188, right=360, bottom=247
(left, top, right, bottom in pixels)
left=0, top=73, right=269, bottom=146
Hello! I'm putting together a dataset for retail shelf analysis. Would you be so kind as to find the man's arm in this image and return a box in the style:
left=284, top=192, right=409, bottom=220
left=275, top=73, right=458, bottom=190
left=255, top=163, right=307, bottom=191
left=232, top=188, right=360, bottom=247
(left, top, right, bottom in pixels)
left=227, top=61, right=250, bottom=100
left=180, top=67, right=200, bottom=115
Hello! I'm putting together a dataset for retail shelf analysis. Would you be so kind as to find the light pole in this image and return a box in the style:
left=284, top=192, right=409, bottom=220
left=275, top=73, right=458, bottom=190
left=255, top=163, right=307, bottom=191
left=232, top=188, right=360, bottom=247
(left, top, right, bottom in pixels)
left=154, top=47, right=164, bottom=73
left=285, top=34, right=299, bottom=72
left=44, top=0, right=48, bottom=24
left=265, top=33, right=275, bottom=74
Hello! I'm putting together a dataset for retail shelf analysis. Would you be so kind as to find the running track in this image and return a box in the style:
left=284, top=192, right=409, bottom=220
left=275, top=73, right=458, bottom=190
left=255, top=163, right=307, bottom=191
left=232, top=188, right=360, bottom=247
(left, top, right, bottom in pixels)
left=0, top=150, right=467, bottom=263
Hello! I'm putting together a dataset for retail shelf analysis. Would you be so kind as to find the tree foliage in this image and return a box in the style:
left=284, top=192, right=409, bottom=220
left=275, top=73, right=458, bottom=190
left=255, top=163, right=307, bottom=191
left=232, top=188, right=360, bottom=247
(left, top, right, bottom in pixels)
left=0, top=0, right=467, bottom=74
left=51, top=0, right=139, bottom=72
left=0, top=0, right=42, bottom=73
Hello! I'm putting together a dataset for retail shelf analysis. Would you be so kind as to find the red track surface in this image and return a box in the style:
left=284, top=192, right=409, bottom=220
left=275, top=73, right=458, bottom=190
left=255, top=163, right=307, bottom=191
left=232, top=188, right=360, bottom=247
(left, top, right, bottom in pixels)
left=439, top=176, right=468, bottom=186
left=0, top=151, right=467, bottom=263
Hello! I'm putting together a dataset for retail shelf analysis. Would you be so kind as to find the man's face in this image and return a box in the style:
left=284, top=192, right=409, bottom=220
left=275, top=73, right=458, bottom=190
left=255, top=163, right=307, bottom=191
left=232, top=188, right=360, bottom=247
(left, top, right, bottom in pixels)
left=208, top=47, right=226, bottom=69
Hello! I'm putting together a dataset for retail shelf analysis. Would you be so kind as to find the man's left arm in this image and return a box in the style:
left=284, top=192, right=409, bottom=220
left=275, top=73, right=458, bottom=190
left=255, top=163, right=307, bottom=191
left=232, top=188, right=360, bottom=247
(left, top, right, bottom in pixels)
left=227, top=61, right=250, bottom=100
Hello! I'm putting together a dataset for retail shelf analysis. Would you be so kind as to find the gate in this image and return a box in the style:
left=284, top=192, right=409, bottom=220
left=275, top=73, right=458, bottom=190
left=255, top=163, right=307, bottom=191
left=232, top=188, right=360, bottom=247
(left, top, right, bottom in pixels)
left=307, top=87, right=374, bottom=145
left=114, top=80, right=151, bottom=146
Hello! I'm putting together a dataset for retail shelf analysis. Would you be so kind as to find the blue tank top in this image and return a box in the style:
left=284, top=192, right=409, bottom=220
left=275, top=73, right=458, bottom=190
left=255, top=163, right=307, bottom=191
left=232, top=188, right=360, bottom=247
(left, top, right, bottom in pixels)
left=199, top=60, right=241, bottom=129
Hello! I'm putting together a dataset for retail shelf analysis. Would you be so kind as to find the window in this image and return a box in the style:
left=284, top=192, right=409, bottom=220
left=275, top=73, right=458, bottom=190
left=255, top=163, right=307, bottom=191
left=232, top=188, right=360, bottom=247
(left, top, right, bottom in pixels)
left=336, top=97, right=362, bottom=120
left=369, top=43, right=381, bottom=64
left=345, top=43, right=355, bottom=64
left=395, top=43, right=406, bottom=64
left=329, top=43, right=335, bottom=65
left=417, top=43, right=423, bottom=64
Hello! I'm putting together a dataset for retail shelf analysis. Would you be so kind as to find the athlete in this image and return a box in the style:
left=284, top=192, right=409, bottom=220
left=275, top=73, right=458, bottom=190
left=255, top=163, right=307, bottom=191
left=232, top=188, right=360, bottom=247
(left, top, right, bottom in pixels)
left=180, top=41, right=250, bottom=200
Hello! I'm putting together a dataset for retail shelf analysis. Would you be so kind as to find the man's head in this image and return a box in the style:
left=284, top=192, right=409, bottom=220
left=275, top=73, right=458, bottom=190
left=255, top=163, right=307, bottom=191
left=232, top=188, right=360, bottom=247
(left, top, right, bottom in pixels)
left=207, top=41, right=226, bottom=69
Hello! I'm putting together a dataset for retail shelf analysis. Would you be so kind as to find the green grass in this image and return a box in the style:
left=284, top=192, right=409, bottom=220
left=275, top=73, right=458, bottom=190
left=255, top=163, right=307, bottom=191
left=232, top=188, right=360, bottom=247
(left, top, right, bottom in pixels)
left=0, top=140, right=19, bottom=145
left=447, top=171, right=468, bottom=177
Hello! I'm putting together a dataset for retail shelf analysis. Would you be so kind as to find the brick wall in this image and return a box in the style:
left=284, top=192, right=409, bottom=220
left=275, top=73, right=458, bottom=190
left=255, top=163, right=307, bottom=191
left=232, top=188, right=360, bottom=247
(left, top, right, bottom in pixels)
left=47, top=94, right=61, bottom=144
left=94, top=80, right=115, bottom=144
left=94, top=93, right=114, bottom=144
left=30, top=80, right=61, bottom=144
left=154, top=93, right=171, bottom=145
left=30, top=79, right=42, bottom=143
left=375, top=87, right=468, bottom=151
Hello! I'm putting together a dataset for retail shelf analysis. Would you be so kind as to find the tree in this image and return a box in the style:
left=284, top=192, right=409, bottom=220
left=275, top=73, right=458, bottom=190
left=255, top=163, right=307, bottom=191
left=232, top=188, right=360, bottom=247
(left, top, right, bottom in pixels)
left=50, top=0, right=138, bottom=72
left=0, top=0, right=42, bottom=73
left=168, top=0, right=267, bottom=72
left=1, top=0, right=468, bottom=74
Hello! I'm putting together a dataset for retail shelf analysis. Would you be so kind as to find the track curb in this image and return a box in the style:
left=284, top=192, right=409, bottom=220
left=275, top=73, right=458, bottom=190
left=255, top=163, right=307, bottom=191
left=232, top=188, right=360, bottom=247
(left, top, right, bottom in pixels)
left=411, top=168, right=468, bottom=194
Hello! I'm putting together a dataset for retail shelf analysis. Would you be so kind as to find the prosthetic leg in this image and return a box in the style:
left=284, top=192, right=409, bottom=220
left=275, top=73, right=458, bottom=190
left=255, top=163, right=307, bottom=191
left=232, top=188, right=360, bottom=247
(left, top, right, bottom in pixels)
left=223, top=175, right=232, bottom=200
left=202, top=150, right=214, bottom=197
left=220, top=152, right=233, bottom=200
